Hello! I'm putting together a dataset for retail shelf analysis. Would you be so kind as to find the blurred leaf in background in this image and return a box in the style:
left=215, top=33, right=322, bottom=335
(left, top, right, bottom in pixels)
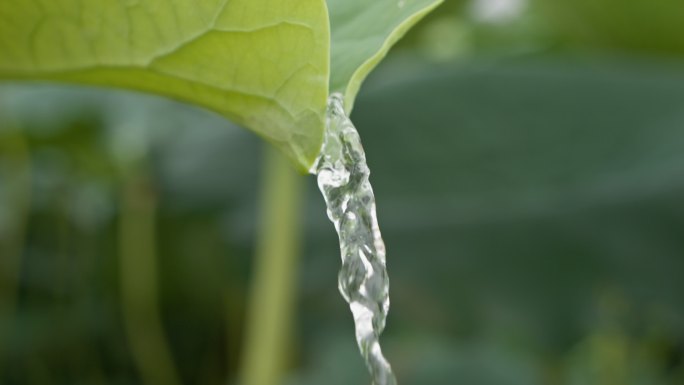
left=535, top=0, right=684, bottom=55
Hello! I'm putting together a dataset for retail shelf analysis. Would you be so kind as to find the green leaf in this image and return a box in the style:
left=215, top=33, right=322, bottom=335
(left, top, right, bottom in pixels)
left=327, top=0, right=444, bottom=111
left=0, top=0, right=444, bottom=170
left=0, top=0, right=330, bottom=170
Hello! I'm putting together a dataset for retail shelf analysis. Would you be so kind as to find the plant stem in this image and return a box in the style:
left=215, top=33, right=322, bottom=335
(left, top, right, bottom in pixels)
left=239, top=146, right=304, bottom=385
left=0, top=134, right=30, bottom=385
left=119, top=166, right=182, bottom=385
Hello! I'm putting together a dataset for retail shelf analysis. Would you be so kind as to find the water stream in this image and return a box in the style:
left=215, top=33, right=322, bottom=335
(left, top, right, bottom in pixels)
left=311, top=93, right=397, bottom=385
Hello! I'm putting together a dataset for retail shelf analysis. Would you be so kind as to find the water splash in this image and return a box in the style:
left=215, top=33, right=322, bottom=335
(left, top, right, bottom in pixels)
left=311, top=93, right=396, bottom=385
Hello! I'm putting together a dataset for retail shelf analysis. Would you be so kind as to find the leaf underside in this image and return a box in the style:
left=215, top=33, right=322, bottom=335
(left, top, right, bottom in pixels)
left=327, top=0, right=444, bottom=112
left=0, top=0, right=442, bottom=170
left=0, top=0, right=330, bottom=170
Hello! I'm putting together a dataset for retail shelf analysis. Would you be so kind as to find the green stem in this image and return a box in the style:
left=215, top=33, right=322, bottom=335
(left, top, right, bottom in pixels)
left=119, top=166, right=183, bottom=385
left=238, top=146, right=304, bottom=385
left=0, top=126, right=31, bottom=376
left=0, top=131, right=30, bottom=303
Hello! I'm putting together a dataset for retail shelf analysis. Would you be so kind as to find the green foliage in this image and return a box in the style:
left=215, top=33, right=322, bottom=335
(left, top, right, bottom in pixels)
left=0, top=0, right=330, bottom=169
left=327, top=0, right=443, bottom=111
left=0, top=0, right=443, bottom=170
left=535, top=0, right=684, bottom=54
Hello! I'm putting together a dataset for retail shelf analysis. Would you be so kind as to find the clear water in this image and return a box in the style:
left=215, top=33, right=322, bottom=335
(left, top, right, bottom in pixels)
left=311, top=93, right=396, bottom=385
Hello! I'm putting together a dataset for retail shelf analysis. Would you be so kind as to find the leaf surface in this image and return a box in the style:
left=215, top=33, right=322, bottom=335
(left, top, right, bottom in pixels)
left=327, top=0, right=443, bottom=111
left=0, top=0, right=445, bottom=168
left=0, top=0, right=330, bottom=170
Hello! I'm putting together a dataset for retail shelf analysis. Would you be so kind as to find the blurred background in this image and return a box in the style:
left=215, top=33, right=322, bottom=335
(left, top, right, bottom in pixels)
left=1, top=0, right=684, bottom=384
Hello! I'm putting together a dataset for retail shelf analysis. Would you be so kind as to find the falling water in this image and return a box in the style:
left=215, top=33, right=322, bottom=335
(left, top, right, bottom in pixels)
left=311, top=93, right=396, bottom=385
